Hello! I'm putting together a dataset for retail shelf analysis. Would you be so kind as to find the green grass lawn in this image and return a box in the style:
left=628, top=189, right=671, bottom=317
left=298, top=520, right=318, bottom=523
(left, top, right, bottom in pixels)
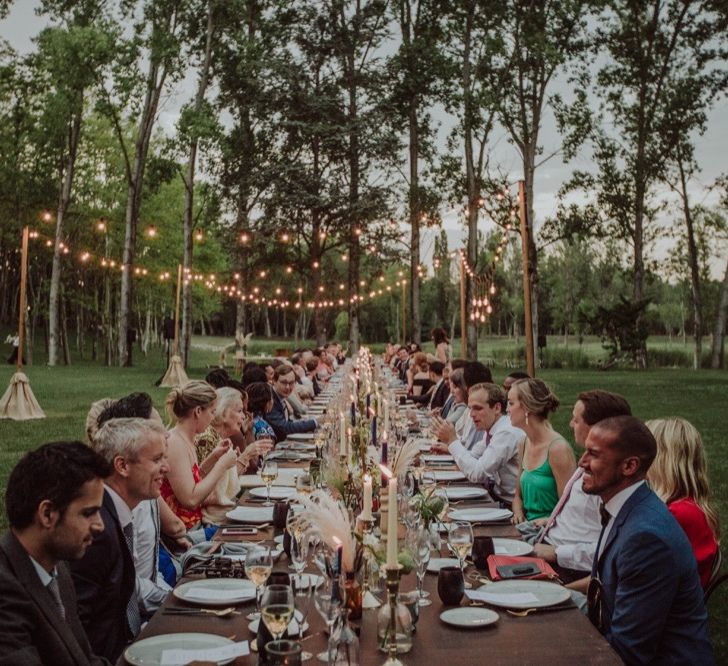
left=1, top=334, right=726, bottom=658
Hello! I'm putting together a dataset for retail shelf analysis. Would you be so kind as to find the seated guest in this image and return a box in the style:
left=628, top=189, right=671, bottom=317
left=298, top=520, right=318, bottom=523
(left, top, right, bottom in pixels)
left=438, top=383, right=522, bottom=506
left=305, top=358, right=323, bottom=396
left=161, top=381, right=237, bottom=530
left=267, top=365, right=317, bottom=442
left=247, top=381, right=278, bottom=442
left=411, top=361, right=449, bottom=410
left=508, top=378, right=575, bottom=522
left=582, top=416, right=712, bottom=664
left=394, top=346, right=410, bottom=383
left=437, top=358, right=467, bottom=419
left=442, top=367, right=468, bottom=428
left=71, top=419, right=168, bottom=662
left=85, top=398, right=115, bottom=443
left=646, top=417, right=720, bottom=589
left=242, top=362, right=268, bottom=387
left=529, top=390, right=632, bottom=583
left=0, top=442, right=111, bottom=666
left=407, top=352, right=432, bottom=397
left=263, top=362, right=276, bottom=384
left=502, top=370, right=529, bottom=393
left=205, top=367, right=232, bottom=389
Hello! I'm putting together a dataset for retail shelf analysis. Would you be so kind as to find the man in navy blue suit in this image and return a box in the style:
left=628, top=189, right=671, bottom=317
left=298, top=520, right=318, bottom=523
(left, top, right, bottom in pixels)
left=266, top=364, right=317, bottom=443
left=582, top=415, right=713, bottom=665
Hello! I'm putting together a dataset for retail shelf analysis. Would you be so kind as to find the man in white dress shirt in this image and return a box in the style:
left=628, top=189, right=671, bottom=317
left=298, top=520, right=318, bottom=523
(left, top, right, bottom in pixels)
left=529, top=390, right=632, bottom=582
left=432, top=383, right=522, bottom=506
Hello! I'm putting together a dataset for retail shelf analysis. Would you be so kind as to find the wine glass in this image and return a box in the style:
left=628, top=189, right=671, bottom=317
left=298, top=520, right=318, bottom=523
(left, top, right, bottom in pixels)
left=290, top=533, right=310, bottom=577
left=293, top=578, right=316, bottom=661
left=412, top=526, right=432, bottom=606
left=261, top=584, right=295, bottom=641
left=314, top=576, right=342, bottom=663
left=448, top=521, right=473, bottom=588
left=245, top=546, right=273, bottom=619
left=261, top=460, right=279, bottom=506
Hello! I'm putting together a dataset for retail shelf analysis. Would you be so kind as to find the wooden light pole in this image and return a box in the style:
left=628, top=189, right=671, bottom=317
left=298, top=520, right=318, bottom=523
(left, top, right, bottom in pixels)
left=459, top=253, right=466, bottom=359
left=401, top=278, right=407, bottom=344
left=518, top=181, right=536, bottom=377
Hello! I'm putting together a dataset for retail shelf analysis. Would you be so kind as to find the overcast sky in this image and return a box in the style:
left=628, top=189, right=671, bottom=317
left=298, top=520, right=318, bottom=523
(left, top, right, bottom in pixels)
left=2, top=2, right=727, bottom=276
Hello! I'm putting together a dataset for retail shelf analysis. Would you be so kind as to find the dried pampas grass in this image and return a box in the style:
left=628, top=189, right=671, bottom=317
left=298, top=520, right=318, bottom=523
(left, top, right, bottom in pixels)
left=391, top=437, right=419, bottom=479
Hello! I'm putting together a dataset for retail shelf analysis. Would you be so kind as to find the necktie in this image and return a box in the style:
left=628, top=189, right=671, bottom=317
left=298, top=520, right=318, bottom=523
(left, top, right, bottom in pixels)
left=122, top=522, right=142, bottom=635
left=600, top=503, right=611, bottom=527
left=536, top=468, right=584, bottom=543
left=47, top=576, right=66, bottom=619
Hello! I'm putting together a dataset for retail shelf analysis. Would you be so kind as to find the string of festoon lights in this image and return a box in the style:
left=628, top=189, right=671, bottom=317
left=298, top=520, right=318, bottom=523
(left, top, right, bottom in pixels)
left=22, top=225, right=408, bottom=311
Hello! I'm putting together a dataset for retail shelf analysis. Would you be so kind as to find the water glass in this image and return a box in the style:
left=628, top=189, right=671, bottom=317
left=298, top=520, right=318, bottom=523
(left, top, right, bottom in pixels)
left=265, top=639, right=302, bottom=666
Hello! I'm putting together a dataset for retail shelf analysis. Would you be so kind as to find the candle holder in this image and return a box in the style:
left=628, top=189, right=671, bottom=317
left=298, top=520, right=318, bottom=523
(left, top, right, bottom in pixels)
left=360, top=518, right=381, bottom=609
left=383, top=565, right=405, bottom=666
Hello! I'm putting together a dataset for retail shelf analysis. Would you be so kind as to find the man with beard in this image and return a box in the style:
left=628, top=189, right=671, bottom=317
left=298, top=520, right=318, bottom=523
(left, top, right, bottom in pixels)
left=0, top=442, right=111, bottom=665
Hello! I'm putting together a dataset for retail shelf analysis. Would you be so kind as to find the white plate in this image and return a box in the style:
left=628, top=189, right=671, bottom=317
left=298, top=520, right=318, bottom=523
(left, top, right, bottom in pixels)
left=416, top=439, right=436, bottom=452
left=225, top=506, right=274, bottom=523
left=422, top=454, right=454, bottom=464
left=287, top=432, right=315, bottom=441
left=493, top=538, right=533, bottom=556
left=223, top=547, right=284, bottom=562
left=125, top=633, right=235, bottom=666
left=448, top=508, right=513, bottom=523
left=248, top=609, right=308, bottom=635
left=239, top=468, right=299, bottom=487
left=435, top=486, right=488, bottom=500
left=426, top=557, right=460, bottom=573
left=429, top=470, right=466, bottom=482
left=476, top=580, right=571, bottom=609
left=440, top=607, right=499, bottom=628
left=249, top=486, right=297, bottom=500
left=173, top=578, right=257, bottom=606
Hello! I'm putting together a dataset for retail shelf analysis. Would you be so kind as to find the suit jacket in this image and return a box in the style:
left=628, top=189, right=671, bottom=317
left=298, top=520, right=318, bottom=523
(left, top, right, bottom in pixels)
left=266, top=391, right=317, bottom=443
left=69, top=490, right=136, bottom=664
left=410, top=378, right=449, bottom=410
left=0, top=531, right=109, bottom=666
left=594, top=483, right=713, bottom=665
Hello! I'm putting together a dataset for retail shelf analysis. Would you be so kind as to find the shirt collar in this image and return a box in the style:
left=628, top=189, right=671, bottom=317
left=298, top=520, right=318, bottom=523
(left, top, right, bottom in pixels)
left=604, top=480, right=645, bottom=520
left=28, top=555, right=57, bottom=587
left=104, top=483, right=133, bottom=529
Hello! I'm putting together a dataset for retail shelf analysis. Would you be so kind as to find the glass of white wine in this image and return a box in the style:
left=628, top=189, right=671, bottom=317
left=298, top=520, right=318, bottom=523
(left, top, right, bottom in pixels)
left=245, top=546, right=273, bottom=620
left=261, top=584, right=295, bottom=641
left=448, top=521, right=473, bottom=588
left=261, top=460, right=279, bottom=506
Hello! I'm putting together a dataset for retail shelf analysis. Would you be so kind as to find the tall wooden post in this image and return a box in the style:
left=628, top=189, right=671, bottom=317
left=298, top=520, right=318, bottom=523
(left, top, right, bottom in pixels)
left=459, top=254, right=466, bottom=359
left=16, top=227, right=29, bottom=373
left=518, top=181, right=535, bottom=377
left=401, top=279, right=407, bottom=344
left=174, top=263, right=182, bottom=357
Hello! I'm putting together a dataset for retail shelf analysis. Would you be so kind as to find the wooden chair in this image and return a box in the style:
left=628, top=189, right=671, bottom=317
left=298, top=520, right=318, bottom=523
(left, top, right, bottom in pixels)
left=704, top=549, right=727, bottom=603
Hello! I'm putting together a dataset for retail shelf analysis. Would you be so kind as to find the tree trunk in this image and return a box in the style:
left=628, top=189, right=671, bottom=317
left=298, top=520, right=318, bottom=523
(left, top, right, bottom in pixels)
left=48, top=103, right=83, bottom=366
left=181, top=2, right=215, bottom=368
left=710, top=256, right=728, bottom=369
left=523, top=152, right=540, bottom=368
left=60, top=287, right=71, bottom=366
left=408, top=99, right=421, bottom=345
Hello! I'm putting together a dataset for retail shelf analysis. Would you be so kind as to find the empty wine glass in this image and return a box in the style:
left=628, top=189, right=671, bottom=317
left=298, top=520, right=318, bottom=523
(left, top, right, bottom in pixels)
left=448, top=521, right=473, bottom=588
left=412, top=526, right=432, bottom=606
left=293, top=579, right=316, bottom=661
left=261, top=460, right=279, bottom=506
left=245, top=546, right=273, bottom=620
left=261, top=584, right=295, bottom=641
left=314, top=577, right=342, bottom=663
left=290, top=534, right=309, bottom=577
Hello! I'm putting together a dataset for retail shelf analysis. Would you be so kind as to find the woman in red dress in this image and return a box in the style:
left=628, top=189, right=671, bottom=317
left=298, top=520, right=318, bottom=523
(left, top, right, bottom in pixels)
left=647, top=417, right=720, bottom=588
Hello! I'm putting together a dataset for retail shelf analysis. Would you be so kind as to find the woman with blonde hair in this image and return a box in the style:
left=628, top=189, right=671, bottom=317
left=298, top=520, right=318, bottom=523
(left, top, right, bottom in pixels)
left=646, top=417, right=719, bottom=588
left=161, top=380, right=237, bottom=529
left=508, top=378, right=575, bottom=523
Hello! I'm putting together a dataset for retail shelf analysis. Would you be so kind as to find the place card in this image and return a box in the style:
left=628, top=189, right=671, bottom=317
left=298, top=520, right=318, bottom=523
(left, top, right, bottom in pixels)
left=466, top=589, right=539, bottom=604
left=161, top=640, right=250, bottom=665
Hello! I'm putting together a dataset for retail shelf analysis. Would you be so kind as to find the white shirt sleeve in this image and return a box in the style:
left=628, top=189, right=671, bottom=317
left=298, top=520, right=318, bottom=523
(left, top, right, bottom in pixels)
left=555, top=542, right=597, bottom=572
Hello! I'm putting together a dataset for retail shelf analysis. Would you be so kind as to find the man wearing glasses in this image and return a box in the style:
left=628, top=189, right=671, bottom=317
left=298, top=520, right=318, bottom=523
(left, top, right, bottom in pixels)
left=267, top=364, right=317, bottom=442
left=581, top=415, right=712, bottom=665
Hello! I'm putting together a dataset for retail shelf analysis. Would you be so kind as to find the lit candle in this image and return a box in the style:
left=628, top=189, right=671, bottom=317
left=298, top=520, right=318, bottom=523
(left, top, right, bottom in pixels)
left=384, top=467, right=398, bottom=569
left=362, top=473, right=373, bottom=520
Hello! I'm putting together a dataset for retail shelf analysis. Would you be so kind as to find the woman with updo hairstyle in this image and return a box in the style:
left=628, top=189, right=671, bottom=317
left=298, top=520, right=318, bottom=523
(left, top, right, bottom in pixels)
left=247, top=381, right=277, bottom=443
left=646, top=417, right=719, bottom=588
left=161, top=380, right=238, bottom=529
left=507, top=378, right=575, bottom=523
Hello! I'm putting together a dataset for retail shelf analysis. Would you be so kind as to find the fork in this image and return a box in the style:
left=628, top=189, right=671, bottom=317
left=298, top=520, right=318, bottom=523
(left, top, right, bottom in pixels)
left=163, top=606, right=240, bottom=617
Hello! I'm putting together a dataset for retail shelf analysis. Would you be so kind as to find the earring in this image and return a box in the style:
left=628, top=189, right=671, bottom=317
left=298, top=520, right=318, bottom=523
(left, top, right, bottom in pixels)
left=525, top=413, right=529, bottom=426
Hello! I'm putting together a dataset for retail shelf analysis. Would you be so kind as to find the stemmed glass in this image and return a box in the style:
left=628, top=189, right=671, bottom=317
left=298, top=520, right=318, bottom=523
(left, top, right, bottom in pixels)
left=293, top=579, right=316, bottom=661
left=314, top=576, right=342, bottom=663
left=411, top=526, right=432, bottom=606
left=448, top=521, right=473, bottom=588
left=261, top=584, right=295, bottom=641
left=261, top=459, right=279, bottom=506
left=290, top=533, right=310, bottom=578
left=245, top=546, right=273, bottom=619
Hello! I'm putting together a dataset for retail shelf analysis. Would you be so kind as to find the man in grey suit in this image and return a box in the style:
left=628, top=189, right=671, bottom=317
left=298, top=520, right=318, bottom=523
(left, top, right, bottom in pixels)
left=0, top=441, right=111, bottom=666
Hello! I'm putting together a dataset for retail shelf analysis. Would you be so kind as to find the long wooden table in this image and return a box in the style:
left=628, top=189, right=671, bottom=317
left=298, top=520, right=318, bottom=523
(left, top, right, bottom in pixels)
left=122, top=459, right=620, bottom=666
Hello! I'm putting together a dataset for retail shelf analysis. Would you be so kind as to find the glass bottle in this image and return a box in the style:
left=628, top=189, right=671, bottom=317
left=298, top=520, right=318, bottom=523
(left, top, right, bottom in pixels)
left=333, top=609, right=360, bottom=665
left=376, top=591, right=413, bottom=654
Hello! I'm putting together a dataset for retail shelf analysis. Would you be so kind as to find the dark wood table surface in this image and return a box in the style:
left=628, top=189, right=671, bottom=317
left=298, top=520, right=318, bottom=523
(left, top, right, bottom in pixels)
left=122, top=461, right=620, bottom=666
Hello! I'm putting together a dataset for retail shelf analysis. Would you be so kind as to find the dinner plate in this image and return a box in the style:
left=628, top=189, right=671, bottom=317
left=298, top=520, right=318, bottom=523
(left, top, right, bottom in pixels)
left=125, top=633, right=235, bottom=666
left=224, top=547, right=284, bottom=562
left=435, top=486, right=488, bottom=500
left=439, top=607, right=499, bottom=628
left=494, top=538, right=534, bottom=556
left=476, top=580, right=571, bottom=609
left=426, top=557, right=460, bottom=573
left=415, top=438, right=436, bottom=452
left=249, top=486, right=297, bottom=500
left=225, top=506, right=274, bottom=523
left=248, top=609, right=308, bottom=636
left=429, top=470, right=466, bottom=482
left=239, top=468, right=299, bottom=487
left=448, top=507, right=513, bottom=523
left=422, top=454, right=455, bottom=465
left=173, top=578, right=257, bottom=606
left=287, top=432, right=315, bottom=441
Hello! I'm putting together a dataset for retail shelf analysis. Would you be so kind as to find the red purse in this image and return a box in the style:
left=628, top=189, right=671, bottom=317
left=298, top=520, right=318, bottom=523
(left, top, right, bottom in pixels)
left=487, top=555, right=561, bottom=582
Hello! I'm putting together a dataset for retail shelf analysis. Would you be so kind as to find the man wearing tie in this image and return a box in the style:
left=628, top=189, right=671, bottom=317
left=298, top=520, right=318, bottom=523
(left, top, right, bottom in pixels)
left=70, top=418, right=169, bottom=663
left=582, top=415, right=712, bottom=664
left=530, top=390, right=631, bottom=582
left=0, top=442, right=111, bottom=665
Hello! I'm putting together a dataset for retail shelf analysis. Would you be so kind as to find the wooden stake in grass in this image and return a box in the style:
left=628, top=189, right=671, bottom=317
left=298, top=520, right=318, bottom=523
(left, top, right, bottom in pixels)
left=159, top=263, right=189, bottom=388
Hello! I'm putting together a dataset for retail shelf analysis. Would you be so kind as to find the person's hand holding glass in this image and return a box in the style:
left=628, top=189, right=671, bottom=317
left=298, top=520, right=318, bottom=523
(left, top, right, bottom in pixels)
left=245, top=546, right=273, bottom=619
